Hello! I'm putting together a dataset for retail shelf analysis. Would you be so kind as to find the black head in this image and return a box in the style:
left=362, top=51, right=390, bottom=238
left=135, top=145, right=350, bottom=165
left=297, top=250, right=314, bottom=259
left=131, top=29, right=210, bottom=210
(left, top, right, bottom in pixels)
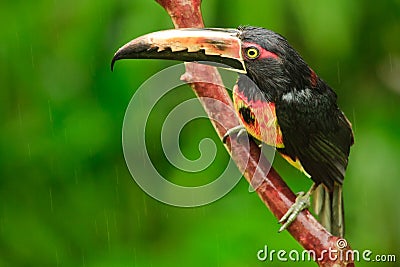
left=237, top=26, right=313, bottom=99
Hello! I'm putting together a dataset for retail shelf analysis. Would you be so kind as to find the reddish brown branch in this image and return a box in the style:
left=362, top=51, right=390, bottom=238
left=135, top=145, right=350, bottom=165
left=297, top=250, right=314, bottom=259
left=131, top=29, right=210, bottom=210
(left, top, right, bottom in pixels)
left=155, top=0, right=354, bottom=266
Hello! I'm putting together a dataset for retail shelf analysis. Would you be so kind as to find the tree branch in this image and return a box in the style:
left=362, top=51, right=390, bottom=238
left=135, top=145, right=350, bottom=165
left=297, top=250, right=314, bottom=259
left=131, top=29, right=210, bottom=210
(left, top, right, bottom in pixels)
left=154, top=0, right=354, bottom=266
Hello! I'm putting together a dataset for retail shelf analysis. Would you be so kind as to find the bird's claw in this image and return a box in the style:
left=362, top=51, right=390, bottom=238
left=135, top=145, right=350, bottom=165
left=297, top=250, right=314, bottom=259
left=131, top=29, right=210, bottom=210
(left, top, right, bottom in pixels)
left=278, top=191, right=311, bottom=232
left=223, top=125, right=248, bottom=143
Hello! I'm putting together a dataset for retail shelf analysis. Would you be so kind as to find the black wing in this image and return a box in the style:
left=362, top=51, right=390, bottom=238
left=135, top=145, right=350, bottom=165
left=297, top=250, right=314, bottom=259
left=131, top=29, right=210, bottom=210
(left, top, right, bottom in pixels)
left=276, top=87, right=354, bottom=191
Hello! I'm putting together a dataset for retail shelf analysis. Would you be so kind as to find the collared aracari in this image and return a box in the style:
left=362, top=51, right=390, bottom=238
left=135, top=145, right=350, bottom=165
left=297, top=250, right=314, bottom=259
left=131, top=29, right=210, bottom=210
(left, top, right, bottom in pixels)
left=111, top=26, right=354, bottom=237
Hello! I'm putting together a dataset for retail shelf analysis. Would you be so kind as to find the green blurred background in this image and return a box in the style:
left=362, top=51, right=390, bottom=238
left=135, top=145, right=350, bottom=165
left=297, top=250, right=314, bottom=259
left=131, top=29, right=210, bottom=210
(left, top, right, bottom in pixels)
left=1, top=0, right=399, bottom=266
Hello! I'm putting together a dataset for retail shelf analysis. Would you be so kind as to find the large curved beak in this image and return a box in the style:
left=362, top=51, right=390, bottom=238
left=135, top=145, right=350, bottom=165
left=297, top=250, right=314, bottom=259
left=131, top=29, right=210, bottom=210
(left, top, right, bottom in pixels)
left=111, top=28, right=246, bottom=73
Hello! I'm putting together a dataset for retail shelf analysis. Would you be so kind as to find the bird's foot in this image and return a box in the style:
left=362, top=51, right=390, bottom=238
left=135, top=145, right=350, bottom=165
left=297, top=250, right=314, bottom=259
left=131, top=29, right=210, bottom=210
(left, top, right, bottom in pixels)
left=278, top=191, right=311, bottom=233
left=222, top=125, right=248, bottom=143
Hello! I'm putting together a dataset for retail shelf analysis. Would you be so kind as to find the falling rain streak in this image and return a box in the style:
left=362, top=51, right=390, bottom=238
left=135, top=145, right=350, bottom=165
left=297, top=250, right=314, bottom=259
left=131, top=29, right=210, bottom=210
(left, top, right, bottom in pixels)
left=49, top=187, right=54, bottom=212
left=105, top=211, right=111, bottom=252
left=27, top=143, right=32, bottom=160
left=48, top=100, right=53, bottom=124
left=30, top=45, right=35, bottom=68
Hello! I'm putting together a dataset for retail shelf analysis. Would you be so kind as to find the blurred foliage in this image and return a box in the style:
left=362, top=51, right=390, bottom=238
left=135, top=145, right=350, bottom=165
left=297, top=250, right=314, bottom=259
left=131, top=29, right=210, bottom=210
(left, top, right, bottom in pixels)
left=1, top=0, right=400, bottom=266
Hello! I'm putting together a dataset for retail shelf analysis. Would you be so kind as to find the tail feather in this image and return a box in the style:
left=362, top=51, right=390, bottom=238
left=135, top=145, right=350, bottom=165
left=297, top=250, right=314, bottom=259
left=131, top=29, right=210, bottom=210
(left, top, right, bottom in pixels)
left=312, top=183, right=344, bottom=237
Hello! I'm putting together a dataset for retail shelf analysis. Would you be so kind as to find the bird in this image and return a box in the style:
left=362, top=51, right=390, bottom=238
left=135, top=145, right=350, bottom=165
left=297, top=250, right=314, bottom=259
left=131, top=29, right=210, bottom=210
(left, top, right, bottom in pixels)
left=111, top=26, right=354, bottom=237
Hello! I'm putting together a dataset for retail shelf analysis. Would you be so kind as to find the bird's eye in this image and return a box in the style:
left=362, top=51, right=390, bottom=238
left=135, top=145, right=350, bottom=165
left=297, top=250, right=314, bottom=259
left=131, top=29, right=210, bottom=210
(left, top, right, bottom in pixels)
left=245, top=47, right=260, bottom=59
